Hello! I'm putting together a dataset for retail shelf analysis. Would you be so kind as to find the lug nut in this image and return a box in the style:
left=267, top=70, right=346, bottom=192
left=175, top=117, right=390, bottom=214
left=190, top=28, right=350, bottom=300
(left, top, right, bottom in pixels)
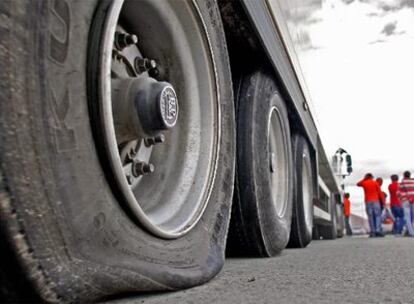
left=144, top=134, right=165, bottom=146
left=115, top=32, right=138, bottom=50
left=134, top=58, right=157, bottom=74
left=132, top=161, right=155, bottom=177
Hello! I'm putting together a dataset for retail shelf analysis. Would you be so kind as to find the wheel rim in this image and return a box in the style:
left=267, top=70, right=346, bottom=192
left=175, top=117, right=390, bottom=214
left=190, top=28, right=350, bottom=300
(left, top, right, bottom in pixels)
left=302, top=153, right=313, bottom=233
left=90, top=0, right=220, bottom=238
left=268, top=105, right=289, bottom=217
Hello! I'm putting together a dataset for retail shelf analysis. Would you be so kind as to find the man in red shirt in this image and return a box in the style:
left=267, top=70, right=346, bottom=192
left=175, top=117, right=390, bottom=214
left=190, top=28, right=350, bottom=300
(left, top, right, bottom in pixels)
left=343, top=193, right=352, bottom=236
left=357, top=173, right=384, bottom=237
left=398, top=171, right=414, bottom=237
left=388, top=174, right=404, bottom=235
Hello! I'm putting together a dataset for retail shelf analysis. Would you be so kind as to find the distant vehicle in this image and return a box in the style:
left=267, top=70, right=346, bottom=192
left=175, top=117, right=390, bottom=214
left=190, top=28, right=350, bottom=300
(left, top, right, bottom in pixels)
left=0, top=0, right=342, bottom=302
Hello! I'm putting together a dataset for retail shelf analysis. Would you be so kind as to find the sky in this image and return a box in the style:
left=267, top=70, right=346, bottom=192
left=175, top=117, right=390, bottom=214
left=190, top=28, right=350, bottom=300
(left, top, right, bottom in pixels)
left=284, top=0, right=414, bottom=216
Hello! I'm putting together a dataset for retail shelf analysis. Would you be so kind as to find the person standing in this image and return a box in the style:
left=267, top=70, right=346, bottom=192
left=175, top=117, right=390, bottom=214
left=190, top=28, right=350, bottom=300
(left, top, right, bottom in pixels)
left=343, top=193, right=352, bottom=236
left=388, top=174, right=404, bottom=235
left=376, top=177, right=386, bottom=233
left=357, top=173, right=384, bottom=237
left=376, top=177, right=386, bottom=211
left=398, top=171, right=414, bottom=237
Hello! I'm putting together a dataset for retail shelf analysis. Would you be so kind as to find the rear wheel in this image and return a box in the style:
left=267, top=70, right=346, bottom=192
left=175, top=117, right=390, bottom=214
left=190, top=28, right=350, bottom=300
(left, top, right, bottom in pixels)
left=227, top=69, right=293, bottom=257
left=288, top=135, right=314, bottom=248
left=0, top=0, right=234, bottom=302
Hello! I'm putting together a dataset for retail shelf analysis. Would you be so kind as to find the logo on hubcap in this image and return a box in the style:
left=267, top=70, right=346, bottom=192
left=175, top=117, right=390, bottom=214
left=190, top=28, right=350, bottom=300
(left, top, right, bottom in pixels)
left=159, top=86, right=178, bottom=128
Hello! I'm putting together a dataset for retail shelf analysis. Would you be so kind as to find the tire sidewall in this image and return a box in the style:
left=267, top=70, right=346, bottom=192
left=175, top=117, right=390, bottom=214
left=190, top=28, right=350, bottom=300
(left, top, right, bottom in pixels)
left=292, top=134, right=314, bottom=247
left=0, top=0, right=234, bottom=300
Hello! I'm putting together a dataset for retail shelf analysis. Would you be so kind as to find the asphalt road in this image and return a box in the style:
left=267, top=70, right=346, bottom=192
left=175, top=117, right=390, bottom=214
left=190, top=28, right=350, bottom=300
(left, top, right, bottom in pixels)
left=114, top=236, right=414, bottom=304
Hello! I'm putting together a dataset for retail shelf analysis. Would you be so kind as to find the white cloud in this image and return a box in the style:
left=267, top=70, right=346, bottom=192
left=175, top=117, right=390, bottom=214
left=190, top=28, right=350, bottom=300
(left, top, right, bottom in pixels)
left=289, top=0, right=414, bottom=208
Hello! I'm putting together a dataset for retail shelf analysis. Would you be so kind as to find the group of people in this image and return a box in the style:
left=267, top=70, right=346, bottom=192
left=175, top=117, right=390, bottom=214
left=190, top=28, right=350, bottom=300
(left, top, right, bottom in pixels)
left=344, top=171, right=414, bottom=237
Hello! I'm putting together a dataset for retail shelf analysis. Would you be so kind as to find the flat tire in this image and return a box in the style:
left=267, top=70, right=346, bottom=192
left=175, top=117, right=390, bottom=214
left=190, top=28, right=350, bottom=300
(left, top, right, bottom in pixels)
left=0, top=0, right=235, bottom=302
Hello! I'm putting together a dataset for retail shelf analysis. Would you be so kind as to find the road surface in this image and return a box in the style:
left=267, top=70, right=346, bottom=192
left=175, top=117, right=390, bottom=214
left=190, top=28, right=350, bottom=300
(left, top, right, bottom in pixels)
left=113, top=236, right=414, bottom=304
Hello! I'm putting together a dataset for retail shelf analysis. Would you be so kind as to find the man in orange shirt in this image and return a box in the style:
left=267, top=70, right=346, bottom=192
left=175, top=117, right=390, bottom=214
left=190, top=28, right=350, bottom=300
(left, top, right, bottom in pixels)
left=343, top=193, right=352, bottom=236
left=357, top=173, right=384, bottom=237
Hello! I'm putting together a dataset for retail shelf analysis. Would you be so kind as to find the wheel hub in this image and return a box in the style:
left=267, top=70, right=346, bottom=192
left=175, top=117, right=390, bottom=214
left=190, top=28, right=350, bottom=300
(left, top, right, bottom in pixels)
left=132, top=77, right=178, bottom=133
left=112, top=76, right=179, bottom=143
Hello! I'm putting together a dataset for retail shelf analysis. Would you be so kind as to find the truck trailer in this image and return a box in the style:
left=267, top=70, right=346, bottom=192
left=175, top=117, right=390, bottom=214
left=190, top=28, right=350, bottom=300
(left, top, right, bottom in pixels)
left=0, top=0, right=342, bottom=302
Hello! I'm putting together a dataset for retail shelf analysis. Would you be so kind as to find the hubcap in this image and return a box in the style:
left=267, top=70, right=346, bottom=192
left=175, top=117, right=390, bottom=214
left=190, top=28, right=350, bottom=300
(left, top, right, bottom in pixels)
left=268, top=105, right=289, bottom=217
left=112, top=77, right=179, bottom=143
left=89, top=0, right=219, bottom=238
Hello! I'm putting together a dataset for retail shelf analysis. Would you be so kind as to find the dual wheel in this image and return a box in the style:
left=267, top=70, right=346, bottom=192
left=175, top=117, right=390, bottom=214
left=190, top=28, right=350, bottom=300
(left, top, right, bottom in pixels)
left=227, top=69, right=314, bottom=256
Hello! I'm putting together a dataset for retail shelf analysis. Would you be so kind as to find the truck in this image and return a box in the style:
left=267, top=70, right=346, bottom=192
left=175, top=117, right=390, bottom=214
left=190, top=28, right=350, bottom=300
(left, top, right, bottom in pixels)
left=0, top=0, right=343, bottom=302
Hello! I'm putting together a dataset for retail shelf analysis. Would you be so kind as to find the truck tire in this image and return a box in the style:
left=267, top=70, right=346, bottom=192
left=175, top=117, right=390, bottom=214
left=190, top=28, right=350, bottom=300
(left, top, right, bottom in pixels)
left=227, top=69, right=293, bottom=257
left=287, top=135, right=314, bottom=248
left=0, top=0, right=235, bottom=302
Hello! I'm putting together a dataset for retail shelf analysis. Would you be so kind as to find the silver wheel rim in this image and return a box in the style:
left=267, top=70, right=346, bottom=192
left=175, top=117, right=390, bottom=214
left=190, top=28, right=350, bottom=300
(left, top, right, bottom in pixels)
left=97, top=0, right=220, bottom=238
left=268, top=105, right=289, bottom=217
left=302, top=153, right=313, bottom=233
